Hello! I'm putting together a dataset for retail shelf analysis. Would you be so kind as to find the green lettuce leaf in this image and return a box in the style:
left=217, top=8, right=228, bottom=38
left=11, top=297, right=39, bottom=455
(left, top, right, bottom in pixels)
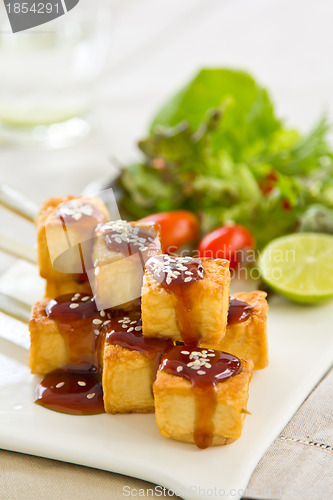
left=116, top=68, right=333, bottom=248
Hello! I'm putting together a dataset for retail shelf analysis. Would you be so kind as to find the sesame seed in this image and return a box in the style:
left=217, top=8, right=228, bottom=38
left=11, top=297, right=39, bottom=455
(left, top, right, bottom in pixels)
left=181, top=350, right=189, bottom=355
left=176, top=366, right=183, bottom=373
left=205, top=363, right=212, bottom=368
left=78, top=381, right=86, bottom=387
left=92, top=319, right=102, bottom=325
left=184, top=277, right=192, bottom=282
left=87, top=393, right=95, bottom=399
left=94, top=330, right=100, bottom=335
left=122, top=324, right=128, bottom=329
left=100, top=310, right=106, bottom=317
left=197, top=370, right=206, bottom=375
left=69, top=303, right=79, bottom=309
left=103, top=320, right=111, bottom=325
left=134, top=326, right=142, bottom=331
left=55, top=382, right=64, bottom=388
left=207, top=353, right=215, bottom=357
left=127, top=327, right=134, bottom=332
left=81, top=296, right=90, bottom=301
left=130, top=320, right=137, bottom=324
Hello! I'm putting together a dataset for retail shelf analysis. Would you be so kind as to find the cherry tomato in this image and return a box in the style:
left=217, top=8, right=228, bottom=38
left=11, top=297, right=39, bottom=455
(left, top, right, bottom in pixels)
left=198, top=225, right=255, bottom=269
left=138, top=210, right=199, bottom=253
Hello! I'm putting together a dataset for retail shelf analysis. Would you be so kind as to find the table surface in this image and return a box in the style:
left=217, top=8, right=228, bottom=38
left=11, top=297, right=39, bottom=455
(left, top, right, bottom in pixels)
left=0, top=0, right=333, bottom=499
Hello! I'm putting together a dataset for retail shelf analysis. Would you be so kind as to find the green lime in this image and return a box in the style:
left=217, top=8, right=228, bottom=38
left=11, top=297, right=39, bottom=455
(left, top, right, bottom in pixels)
left=259, top=233, right=333, bottom=304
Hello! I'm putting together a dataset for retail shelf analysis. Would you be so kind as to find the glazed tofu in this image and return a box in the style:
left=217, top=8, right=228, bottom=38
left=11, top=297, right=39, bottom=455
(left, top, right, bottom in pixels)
left=90, top=220, right=161, bottom=310
left=153, top=346, right=253, bottom=448
left=102, top=317, right=172, bottom=414
left=202, top=291, right=269, bottom=370
left=37, top=196, right=109, bottom=286
left=29, top=294, right=106, bottom=375
left=29, top=299, right=67, bottom=374
left=44, top=279, right=91, bottom=300
left=142, top=256, right=230, bottom=345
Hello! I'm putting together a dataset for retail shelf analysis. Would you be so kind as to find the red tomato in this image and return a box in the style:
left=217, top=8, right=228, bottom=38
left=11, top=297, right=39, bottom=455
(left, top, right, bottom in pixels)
left=198, top=225, right=255, bottom=269
left=138, top=210, right=199, bottom=253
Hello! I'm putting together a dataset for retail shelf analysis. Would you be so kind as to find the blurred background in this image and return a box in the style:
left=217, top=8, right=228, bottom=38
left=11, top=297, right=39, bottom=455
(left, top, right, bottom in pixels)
left=1, top=0, right=333, bottom=273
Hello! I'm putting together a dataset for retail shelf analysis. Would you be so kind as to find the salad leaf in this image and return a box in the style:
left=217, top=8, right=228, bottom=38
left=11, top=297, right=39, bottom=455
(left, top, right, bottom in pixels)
left=299, top=204, right=333, bottom=234
left=151, top=68, right=281, bottom=162
left=116, top=68, right=333, bottom=248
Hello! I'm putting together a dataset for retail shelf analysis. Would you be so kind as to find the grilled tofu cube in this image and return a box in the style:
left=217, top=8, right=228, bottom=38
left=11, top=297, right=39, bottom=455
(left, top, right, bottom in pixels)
left=142, top=256, right=230, bottom=345
left=102, top=317, right=172, bottom=414
left=203, top=291, right=269, bottom=370
left=91, top=220, right=161, bottom=310
left=37, top=196, right=109, bottom=287
left=153, top=346, right=253, bottom=448
left=29, top=299, right=67, bottom=374
left=44, top=279, right=91, bottom=300
left=29, top=294, right=106, bottom=375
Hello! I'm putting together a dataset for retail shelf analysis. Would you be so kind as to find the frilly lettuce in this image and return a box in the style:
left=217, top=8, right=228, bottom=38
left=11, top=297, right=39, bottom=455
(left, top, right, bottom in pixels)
left=116, top=69, right=333, bottom=248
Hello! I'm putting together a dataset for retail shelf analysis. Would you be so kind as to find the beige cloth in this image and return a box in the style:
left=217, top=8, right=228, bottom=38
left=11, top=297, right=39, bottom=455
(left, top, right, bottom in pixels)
left=1, top=367, right=332, bottom=500
left=245, top=366, right=333, bottom=500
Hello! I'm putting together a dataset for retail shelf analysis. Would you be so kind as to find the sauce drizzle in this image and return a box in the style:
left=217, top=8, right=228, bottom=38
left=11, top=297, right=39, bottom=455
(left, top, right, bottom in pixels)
left=35, top=293, right=110, bottom=414
left=160, top=346, right=242, bottom=449
left=45, top=293, right=107, bottom=369
left=35, top=368, right=104, bottom=415
left=56, top=199, right=106, bottom=280
left=104, top=316, right=173, bottom=378
left=146, top=255, right=204, bottom=345
left=100, top=220, right=161, bottom=257
left=228, top=297, right=253, bottom=325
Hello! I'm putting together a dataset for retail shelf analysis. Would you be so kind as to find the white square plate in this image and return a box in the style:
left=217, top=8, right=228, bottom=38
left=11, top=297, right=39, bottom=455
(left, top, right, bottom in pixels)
left=1, top=261, right=333, bottom=500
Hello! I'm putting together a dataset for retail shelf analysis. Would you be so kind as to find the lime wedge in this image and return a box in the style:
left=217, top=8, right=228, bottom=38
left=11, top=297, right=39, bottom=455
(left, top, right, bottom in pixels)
left=259, top=233, right=333, bottom=304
